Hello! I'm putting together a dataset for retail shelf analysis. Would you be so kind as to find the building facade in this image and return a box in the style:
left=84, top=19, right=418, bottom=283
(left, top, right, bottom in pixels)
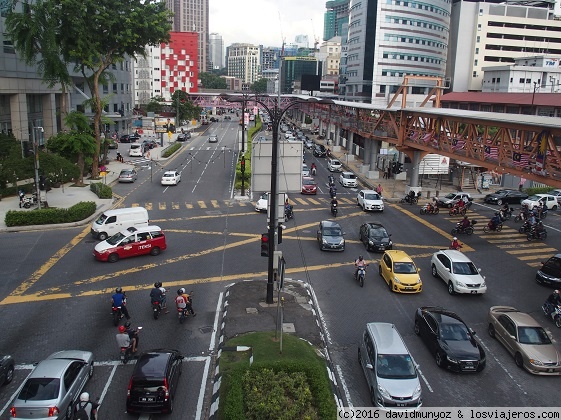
left=160, top=32, right=199, bottom=100
left=226, top=44, right=261, bottom=84
left=261, top=47, right=281, bottom=72
left=317, top=37, right=342, bottom=76
left=165, top=0, right=209, bottom=73
left=280, top=57, right=322, bottom=94
left=209, top=33, right=224, bottom=70
left=447, top=0, right=561, bottom=92
left=324, top=0, right=350, bottom=41
left=133, top=46, right=162, bottom=107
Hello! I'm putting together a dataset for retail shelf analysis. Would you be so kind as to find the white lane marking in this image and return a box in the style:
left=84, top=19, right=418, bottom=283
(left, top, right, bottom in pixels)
left=196, top=356, right=211, bottom=420
left=307, top=284, right=332, bottom=345
left=191, top=147, right=220, bottom=194
left=0, top=370, right=33, bottom=417
left=412, top=358, right=433, bottom=393
left=98, top=363, right=117, bottom=406
left=477, top=337, right=527, bottom=394
left=335, top=365, right=353, bottom=407
left=210, top=292, right=224, bottom=351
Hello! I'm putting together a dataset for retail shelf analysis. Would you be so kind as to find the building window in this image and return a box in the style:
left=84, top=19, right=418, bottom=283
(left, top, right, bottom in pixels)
left=477, top=24, right=481, bottom=31
left=526, top=78, right=531, bottom=83
left=474, top=59, right=478, bottom=66
left=497, top=78, right=500, bottom=83
left=473, top=71, right=477, bottom=77
left=112, top=83, right=117, bottom=93
left=475, top=48, right=479, bottom=54
left=476, top=36, right=480, bottom=42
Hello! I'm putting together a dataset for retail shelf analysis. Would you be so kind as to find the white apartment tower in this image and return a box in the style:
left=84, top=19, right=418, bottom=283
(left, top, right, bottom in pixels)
left=209, top=33, right=224, bottom=70
left=227, top=44, right=261, bottom=85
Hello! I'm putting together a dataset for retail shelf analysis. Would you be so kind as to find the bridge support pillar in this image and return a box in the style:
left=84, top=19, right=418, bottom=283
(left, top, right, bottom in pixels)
left=347, top=132, right=354, bottom=157
left=409, top=150, right=422, bottom=187
left=363, top=139, right=371, bottom=165
left=369, top=141, right=380, bottom=172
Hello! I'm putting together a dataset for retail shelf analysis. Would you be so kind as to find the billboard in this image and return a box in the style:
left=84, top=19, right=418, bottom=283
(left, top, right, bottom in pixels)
left=155, top=117, right=176, bottom=133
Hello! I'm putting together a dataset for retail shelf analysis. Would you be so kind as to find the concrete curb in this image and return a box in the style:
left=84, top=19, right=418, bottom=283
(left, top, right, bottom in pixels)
left=207, top=279, right=343, bottom=420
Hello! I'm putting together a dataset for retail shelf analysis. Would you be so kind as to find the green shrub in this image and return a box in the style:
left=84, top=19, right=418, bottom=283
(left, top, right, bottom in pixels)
left=524, top=187, right=556, bottom=196
left=5, top=201, right=97, bottom=227
left=162, top=143, right=182, bottom=158
left=90, top=182, right=113, bottom=199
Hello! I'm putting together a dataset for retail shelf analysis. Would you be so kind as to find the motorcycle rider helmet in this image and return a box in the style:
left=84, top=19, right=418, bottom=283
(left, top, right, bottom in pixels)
left=115, top=287, right=122, bottom=294
left=80, top=392, right=89, bottom=402
left=555, top=290, right=560, bottom=295
left=453, top=237, right=457, bottom=241
left=154, top=282, right=162, bottom=288
left=118, top=325, right=126, bottom=333
left=124, top=321, right=131, bottom=329
left=358, top=255, right=363, bottom=261
left=178, top=288, right=185, bottom=295
left=464, top=215, right=468, bottom=219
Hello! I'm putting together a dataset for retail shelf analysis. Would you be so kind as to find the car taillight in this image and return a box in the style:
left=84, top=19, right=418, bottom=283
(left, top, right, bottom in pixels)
left=127, top=378, right=132, bottom=398
left=48, top=406, right=60, bottom=417
left=164, top=378, right=170, bottom=399
left=10, top=407, right=15, bottom=417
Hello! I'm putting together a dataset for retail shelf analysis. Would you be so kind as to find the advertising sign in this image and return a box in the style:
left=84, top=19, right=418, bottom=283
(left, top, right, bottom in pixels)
left=155, top=117, right=175, bottom=133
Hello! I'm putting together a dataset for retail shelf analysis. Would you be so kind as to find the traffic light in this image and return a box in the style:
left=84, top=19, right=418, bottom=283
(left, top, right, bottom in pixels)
left=261, top=233, right=269, bottom=257
left=240, top=156, right=246, bottom=173
left=23, top=141, right=32, bottom=157
left=396, top=163, right=404, bottom=174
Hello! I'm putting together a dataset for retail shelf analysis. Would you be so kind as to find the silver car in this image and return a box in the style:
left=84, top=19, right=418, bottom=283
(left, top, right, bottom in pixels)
left=10, top=350, right=94, bottom=419
left=118, top=169, right=138, bottom=183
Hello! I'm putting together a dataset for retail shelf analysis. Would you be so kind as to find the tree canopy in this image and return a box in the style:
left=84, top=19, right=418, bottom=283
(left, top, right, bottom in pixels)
left=199, top=72, right=228, bottom=89
left=251, top=78, right=268, bottom=94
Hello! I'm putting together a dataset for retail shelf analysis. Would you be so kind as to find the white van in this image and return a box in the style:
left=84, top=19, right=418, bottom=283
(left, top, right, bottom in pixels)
left=129, top=143, right=143, bottom=157
left=91, top=207, right=149, bottom=240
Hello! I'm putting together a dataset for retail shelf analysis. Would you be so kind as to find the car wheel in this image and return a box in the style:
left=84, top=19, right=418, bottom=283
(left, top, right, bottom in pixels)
left=108, top=253, right=119, bottom=263
left=414, top=320, right=420, bottom=335
left=553, top=205, right=558, bottom=211
left=431, top=264, right=438, bottom=278
left=488, top=323, right=496, bottom=338
left=514, top=352, right=524, bottom=368
left=150, top=247, right=161, bottom=256
left=497, top=199, right=503, bottom=206
left=4, top=365, right=14, bottom=384
left=389, top=280, right=393, bottom=291
left=378, top=265, right=383, bottom=277
left=435, top=351, right=445, bottom=367
left=448, top=281, right=455, bottom=295
left=98, top=232, right=108, bottom=241
left=358, top=348, right=362, bottom=364
left=88, top=362, right=94, bottom=378
left=168, top=396, right=174, bottom=413
left=65, top=404, right=73, bottom=420
left=370, top=387, right=376, bottom=406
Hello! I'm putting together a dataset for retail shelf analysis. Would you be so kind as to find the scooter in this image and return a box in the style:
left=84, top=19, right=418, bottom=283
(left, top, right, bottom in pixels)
left=329, top=187, right=337, bottom=199
left=311, top=166, right=317, bottom=176
left=331, top=202, right=338, bottom=217
left=419, top=203, right=439, bottom=215
left=21, top=192, right=38, bottom=209
left=400, top=193, right=418, bottom=205
left=527, top=225, right=547, bottom=241
left=119, top=326, right=142, bottom=364
left=112, top=304, right=125, bottom=326
left=542, top=302, right=561, bottom=328
left=354, top=264, right=368, bottom=287
left=448, top=205, right=467, bottom=216
left=499, top=207, right=514, bottom=221
left=483, top=221, right=503, bottom=232
left=328, top=175, right=335, bottom=187
left=152, top=300, right=162, bottom=320
left=285, top=206, right=294, bottom=221
left=178, top=294, right=194, bottom=324
left=451, top=220, right=477, bottom=235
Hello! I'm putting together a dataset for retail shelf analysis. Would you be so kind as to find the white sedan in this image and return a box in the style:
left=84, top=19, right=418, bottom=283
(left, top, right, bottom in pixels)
left=161, top=170, right=181, bottom=185
left=357, top=190, right=384, bottom=212
left=302, top=164, right=310, bottom=177
left=521, top=194, right=558, bottom=210
left=431, top=249, right=487, bottom=295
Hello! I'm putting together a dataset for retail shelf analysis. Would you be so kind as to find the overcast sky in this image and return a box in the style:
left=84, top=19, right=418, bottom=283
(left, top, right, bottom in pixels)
left=209, top=0, right=326, bottom=49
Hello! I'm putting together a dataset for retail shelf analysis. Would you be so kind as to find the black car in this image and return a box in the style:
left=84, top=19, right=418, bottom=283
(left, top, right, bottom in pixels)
left=126, top=349, right=184, bottom=414
left=317, top=220, right=345, bottom=251
left=414, top=307, right=486, bottom=372
left=224, top=115, right=231, bottom=121
left=484, top=189, right=529, bottom=205
left=0, top=354, right=14, bottom=385
left=359, top=223, right=392, bottom=252
left=142, top=140, right=158, bottom=150
left=119, top=134, right=133, bottom=143
left=176, top=132, right=191, bottom=141
left=536, top=254, right=561, bottom=287
left=313, top=144, right=327, bottom=157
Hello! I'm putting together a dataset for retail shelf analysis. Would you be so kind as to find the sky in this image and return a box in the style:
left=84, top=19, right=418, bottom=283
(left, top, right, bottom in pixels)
left=209, top=0, right=326, bottom=49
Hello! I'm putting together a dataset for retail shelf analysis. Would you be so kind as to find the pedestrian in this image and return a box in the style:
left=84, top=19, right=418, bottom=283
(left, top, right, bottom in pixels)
left=18, top=189, right=25, bottom=208
left=386, top=166, right=392, bottom=179
left=383, top=167, right=388, bottom=179
left=376, top=184, right=383, bottom=196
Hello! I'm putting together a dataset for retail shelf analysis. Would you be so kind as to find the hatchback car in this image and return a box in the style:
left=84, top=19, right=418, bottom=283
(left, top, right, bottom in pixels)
left=488, top=306, right=561, bottom=375
left=536, top=254, right=561, bottom=286
left=484, top=189, right=529, bottom=205
left=414, top=307, right=486, bottom=372
left=379, top=250, right=422, bottom=293
left=521, top=194, right=559, bottom=210
left=10, top=350, right=93, bottom=420
left=161, top=170, right=181, bottom=185
left=126, top=349, right=184, bottom=414
left=94, top=226, right=167, bottom=263
left=358, top=322, right=422, bottom=408
left=255, top=193, right=269, bottom=212
left=359, top=223, right=392, bottom=252
left=301, top=177, right=317, bottom=194
left=142, top=140, right=158, bottom=150
left=176, top=132, right=191, bottom=141
left=208, top=134, right=218, bottom=143
left=434, top=192, right=472, bottom=208
left=129, top=143, right=143, bottom=157
left=328, top=159, right=343, bottom=172
left=431, top=249, right=487, bottom=295
left=317, top=220, right=345, bottom=251
left=118, top=169, right=138, bottom=183
left=357, top=190, right=384, bottom=212
left=339, top=172, right=358, bottom=188
left=302, top=164, right=310, bottom=177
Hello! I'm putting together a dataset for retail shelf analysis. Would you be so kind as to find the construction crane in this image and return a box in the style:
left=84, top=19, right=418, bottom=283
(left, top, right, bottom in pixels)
left=311, top=19, right=319, bottom=50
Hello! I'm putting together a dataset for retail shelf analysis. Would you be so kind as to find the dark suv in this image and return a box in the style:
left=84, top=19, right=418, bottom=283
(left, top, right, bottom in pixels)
left=313, top=144, right=327, bottom=157
left=126, top=349, right=184, bottom=414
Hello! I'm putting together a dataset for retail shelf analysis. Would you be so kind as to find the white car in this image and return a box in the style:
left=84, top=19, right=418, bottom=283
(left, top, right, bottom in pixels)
left=521, top=194, right=558, bottom=210
left=431, top=249, right=487, bottom=295
left=129, top=143, right=143, bottom=157
left=339, top=171, right=357, bottom=187
left=161, top=170, right=181, bottom=185
left=302, top=164, right=310, bottom=177
left=357, top=190, right=384, bottom=212
left=255, top=193, right=289, bottom=212
left=328, top=159, right=343, bottom=172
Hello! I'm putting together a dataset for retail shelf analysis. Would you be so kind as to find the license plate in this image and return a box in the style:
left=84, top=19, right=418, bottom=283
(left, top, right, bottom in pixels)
left=471, top=291, right=478, bottom=294
left=548, top=368, right=554, bottom=373
left=405, top=287, right=413, bottom=290
left=397, top=403, right=406, bottom=407
left=140, top=397, right=155, bottom=402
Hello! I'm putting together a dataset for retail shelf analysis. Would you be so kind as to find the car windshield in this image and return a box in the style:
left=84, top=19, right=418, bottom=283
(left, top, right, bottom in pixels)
left=517, top=326, right=552, bottom=345
left=440, top=323, right=470, bottom=341
left=303, top=179, right=316, bottom=185
left=452, top=261, right=479, bottom=275
left=369, top=227, right=388, bottom=238
left=322, top=227, right=342, bottom=236
left=542, top=257, right=561, bottom=276
left=107, top=231, right=127, bottom=245
left=376, top=354, right=417, bottom=379
left=526, top=195, right=540, bottom=201
left=163, top=173, right=174, bottom=178
left=444, top=193, right=456, bottom=199
left=18, top=378, right=60, bottom=401
left=344, top=174, right=356, bottom=179
left=120, top=171, right=133, bottom=176
left=94, top=213, right=108, bottom=225
left=332, top=160, right=341, bottom=165
left=364, top=193, right=380, bottom=200
left=393, top=262, right=417, bottom=274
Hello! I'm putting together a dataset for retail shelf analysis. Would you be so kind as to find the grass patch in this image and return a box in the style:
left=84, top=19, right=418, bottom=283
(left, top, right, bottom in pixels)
left=218, top=332, right=336, bottom=420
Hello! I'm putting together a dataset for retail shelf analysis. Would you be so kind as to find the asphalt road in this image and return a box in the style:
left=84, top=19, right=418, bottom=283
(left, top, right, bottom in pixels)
left=0, top=122, right=560, bottom=419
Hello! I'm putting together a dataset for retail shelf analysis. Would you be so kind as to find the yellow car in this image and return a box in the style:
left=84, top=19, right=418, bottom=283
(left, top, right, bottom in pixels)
left=379, top=250, right=422, bottom=293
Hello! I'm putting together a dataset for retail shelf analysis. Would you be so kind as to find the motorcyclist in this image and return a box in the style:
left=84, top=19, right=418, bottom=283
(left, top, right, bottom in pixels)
left=331, top=196, right=338, bottom=213
left=490, top=212, right=501, bottom=230
left=455, top=198, right=465, bottom=210
left=328, top=175, right=335, bottom=186
left=150, top=282, right=167, bottom=313
left=450, top=237, right=462, bottom=250
left=459, top=215, right=471, bottom=231
left=284, top=199, right=293, bottom=219
left=545, top=290, right=561, bottom=314
left=330, top=185, right=337, bottom=198
left=311, top=163, right=317, bottom=175
left=124, top=321, right=140, bottom=351
left=354, top=255, right=368, bottom=279
left=111, top=287, right=130, bottom=320
left=535, top=202, right=545, bottom=219
left=408, top=190, right=416, bottom=202
left=527, top=211, right=537, bottom=226
left=175, top=288, right=196, bottom=316
left=116, top=325, right=135, bottom=352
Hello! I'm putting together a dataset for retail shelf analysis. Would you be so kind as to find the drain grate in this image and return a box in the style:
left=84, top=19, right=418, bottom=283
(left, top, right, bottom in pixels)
left=199, top=326, right=213, bottom=334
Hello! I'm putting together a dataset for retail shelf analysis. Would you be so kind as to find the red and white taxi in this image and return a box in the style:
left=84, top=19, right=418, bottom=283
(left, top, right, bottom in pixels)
left=93, top=226, right=167, bottom=262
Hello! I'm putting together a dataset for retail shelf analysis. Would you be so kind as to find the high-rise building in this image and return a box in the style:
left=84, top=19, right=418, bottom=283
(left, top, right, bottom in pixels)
left=160, top=32, right=199, bottom=99
left=324, top=0, right=349, bottom=41
left=261, top=47, right=281, bottom=71
left=340, top=0, right=451, bottom=105
left=165, top=0, right=209, bottom=73
left=280, top=57, right=322, bottom=94
left=317, top=37, right=342, bottom=76
left=209, top=33, right=224, bottom=70
left=133, top=46, right=163, bottom=107
left=294, top=35, right=310, bottom=49
left=226, top=44, right=261, bottom=85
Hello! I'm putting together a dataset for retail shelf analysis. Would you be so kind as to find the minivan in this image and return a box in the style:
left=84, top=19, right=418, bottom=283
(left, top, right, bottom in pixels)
left=91, top=207, right=149, bottom=240
left=129, top=143, right=143, bottom=157
left=358, top=322, right=422, bottom=408
left=126, top=349, right=184, bottom=414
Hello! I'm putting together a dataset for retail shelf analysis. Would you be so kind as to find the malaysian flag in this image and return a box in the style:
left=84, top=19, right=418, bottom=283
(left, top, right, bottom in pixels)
left=452, top=138, right=466, bottom=150
left=484, top=145, right=499, bottom=160
left=512, top=152, right=529, bottom=168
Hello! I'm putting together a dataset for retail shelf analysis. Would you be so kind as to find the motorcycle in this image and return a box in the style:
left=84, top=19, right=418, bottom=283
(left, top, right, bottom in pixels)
left=518, top=221, right=532, bottom=234
left=112, top=303, right=125, bottom=326
left=448, top=205, right=467, bottom=216
left=400, top=194, right=418, bottom=205
left=499, top=207, right=514, bottom=221
left=311, top=166, right=317, bottom=176
left=119, top=327, right=142, bottom=364
left=542, top=302, right=561, bottom=328
left=419, top=203, right=439, bottom=215
left=328, top=175, right=335, bottom=187
left=483, top=221, right=503, bottom=233
left=514, top=208, right=530, bottom=223
left=527, top=225, right=547, bottom=241
left=354, top=264, right=368, bottom=287
left=178, top=293, right=194, bottom=324
left=451, top=220, right=477, bottom=235
left=329, top=187, right=337, bottom=199
left=151, top=300, right=163, bottom=320
left=331, top=202, right=338, bottom=217
left=284, top=205, right=294, bottom=221
left=534, top=207, right=548, bottom=220
left=21, top=192, right=38, bottom=209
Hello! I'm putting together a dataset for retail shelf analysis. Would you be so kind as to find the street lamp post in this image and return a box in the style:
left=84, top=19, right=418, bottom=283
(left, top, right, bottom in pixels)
left=32, top=126, right=44, bottom=209
left=532, top=81, right=538, bottom=115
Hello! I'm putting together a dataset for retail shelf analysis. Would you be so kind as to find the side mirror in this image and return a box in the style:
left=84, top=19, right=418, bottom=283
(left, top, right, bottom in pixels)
left=317, top=230, right=321, bottom=235
left=365, top=363, right=374, bottom=370
left=417, top=268, right=421, bottom=273
left=478, top=268, right=482, bottom=272
left=470, top=328, right=476, bottom=335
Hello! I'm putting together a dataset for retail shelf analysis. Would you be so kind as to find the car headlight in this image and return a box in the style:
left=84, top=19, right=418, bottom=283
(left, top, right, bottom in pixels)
left=529, top=358, right=543, bottom=366
left=481, top=281, right=486, bottom=287
left=322, top=239, right=328, bottom=245
left=369, top=240, right=374, bottom=245
left=456, top=281, right=466, bottom=288
left=417, top=277, right=422, bottom=284
left=412, top=384, right=422, bottom=399
left=377, top=384, right=391, bottom=399
left=339, top=239, right=345, bottom=245
left=393, top=277, right=401, bottom=284
left=447, top=355, right=459, bottom=364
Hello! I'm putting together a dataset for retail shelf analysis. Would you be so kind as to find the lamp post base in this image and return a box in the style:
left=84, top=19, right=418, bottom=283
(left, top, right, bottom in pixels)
left=266, top=281, right=274, bottom=304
